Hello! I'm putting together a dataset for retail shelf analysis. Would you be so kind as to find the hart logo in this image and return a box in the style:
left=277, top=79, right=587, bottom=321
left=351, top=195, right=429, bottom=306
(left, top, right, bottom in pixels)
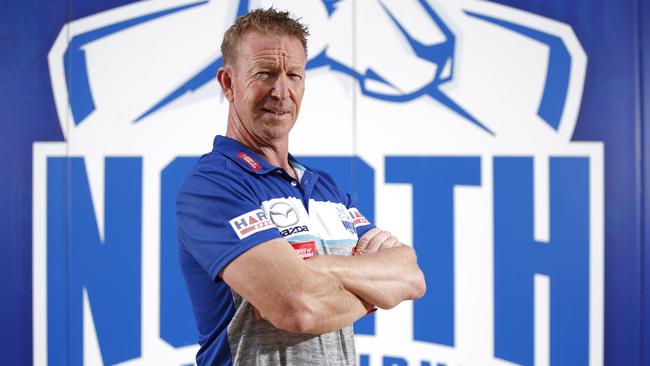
left=34, top=0, right=603, bottom=365
left=229, top=209, right=274, bottom=239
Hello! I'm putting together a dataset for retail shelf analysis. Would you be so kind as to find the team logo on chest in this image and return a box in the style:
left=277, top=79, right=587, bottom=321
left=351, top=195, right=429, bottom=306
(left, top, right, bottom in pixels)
left=337, top=205, right=356, bottom=234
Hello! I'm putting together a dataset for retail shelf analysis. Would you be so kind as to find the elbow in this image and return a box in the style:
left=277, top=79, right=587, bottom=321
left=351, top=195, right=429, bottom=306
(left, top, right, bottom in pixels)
left=403, top=246, right=427, bottom=300
left=265, top=273, right=348, bottom=334
left=265, top=300, right=322, bottom=334
left=409, top=250, right=426, bottom=300
left=411, top=268, right=426, bottom=299
left=272, top=309, right=317, bottom=334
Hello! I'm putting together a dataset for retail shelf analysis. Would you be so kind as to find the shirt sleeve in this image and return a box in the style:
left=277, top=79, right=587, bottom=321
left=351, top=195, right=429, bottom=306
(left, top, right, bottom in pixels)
left=345, top=194, right=376, bottom=239
left=311, top=167, right=377, bottom=238
left=176, top=165, right=282, bottom=281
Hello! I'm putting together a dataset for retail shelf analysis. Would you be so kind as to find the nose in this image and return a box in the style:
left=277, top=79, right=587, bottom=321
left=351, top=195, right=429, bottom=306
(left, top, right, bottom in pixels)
left=270, top=74, right=290, bottom=100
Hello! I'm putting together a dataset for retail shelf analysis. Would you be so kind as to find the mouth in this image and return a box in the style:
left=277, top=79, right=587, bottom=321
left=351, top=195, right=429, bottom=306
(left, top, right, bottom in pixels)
left=262, top=108, right=290, bottom=117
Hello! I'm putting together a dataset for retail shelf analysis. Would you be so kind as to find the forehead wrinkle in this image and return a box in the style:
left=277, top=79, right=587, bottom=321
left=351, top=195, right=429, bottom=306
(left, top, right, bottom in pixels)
left=240, top=34, right=305, bottom=62
left=246, top=47, right=303, bottom=60
left=248, top=52, right=304, bottom=71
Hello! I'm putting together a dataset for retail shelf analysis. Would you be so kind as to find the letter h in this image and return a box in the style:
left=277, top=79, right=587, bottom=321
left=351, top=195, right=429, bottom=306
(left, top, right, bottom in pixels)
left=233, top=217, right=247, bottom=230
left=493, top=157, right=589, bottom=366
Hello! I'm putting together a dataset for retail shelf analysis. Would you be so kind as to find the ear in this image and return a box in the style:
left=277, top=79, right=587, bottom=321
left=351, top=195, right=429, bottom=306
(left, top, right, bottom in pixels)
left=217, top=66, right=235, bottom=103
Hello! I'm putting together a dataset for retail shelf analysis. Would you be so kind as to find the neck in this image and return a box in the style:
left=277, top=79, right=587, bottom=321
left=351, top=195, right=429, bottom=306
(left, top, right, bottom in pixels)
left=225, top=110, right=296, bottom=179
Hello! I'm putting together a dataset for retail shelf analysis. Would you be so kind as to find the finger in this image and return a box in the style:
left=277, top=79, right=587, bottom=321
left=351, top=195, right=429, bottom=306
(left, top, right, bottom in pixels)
left=366, top=230, right=393, bottom=253
left=378, top=236, right=400, bottom=251
left=356, top=228, right=382, bottom=252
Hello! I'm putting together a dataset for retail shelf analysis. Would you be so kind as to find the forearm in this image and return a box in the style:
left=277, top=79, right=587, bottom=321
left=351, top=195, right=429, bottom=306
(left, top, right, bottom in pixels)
left=307, top=245, right=426, bottom=309
left=222, top=238, right=376, bottom=335
left=283, top=269, right=373, bottom=334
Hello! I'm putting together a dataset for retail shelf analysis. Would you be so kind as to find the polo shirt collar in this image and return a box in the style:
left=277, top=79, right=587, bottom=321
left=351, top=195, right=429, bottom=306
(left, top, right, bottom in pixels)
left=212, top=135, right=288, bottom=175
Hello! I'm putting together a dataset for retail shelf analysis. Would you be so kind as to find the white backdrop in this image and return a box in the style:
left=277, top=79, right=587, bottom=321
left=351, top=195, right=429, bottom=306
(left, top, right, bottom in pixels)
left=33, top=1, right=603, bottom=365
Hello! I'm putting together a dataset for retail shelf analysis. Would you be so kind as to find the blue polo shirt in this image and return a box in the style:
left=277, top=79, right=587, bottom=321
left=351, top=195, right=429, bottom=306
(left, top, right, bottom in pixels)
left=176, top=135, right=375, bottom=365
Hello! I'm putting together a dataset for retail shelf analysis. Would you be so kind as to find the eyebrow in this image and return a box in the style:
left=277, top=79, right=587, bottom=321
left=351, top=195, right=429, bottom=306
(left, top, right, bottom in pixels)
left=252, top=61, right=278, bottom=69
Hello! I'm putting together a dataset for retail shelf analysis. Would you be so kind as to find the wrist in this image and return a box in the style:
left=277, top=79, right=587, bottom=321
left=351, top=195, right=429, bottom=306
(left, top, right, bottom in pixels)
left=305, top=255, right=333, bottom=276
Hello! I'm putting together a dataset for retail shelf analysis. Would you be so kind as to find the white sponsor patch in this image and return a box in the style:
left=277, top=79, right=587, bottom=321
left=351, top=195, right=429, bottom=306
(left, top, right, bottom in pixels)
left=229, top=209, right=275, bottom=239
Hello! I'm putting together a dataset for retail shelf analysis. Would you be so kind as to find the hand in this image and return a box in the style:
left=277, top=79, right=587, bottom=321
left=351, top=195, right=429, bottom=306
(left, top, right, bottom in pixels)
left=354, top=228, right=402, bottom=255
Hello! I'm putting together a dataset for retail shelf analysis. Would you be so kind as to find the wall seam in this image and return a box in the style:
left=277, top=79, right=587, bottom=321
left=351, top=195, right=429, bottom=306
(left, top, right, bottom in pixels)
left=64, top=0, right=72, bottom=364
left=638, top=0, right=647, bottom=363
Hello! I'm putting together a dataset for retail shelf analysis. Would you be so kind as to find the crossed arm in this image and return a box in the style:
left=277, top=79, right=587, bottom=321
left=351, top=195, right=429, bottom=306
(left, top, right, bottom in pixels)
left=220, top=228, right=426, bottom=335
left=306, top=229, right=425, bottom=310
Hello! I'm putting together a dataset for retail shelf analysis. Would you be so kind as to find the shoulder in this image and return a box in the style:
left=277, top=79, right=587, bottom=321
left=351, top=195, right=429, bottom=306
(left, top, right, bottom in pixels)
left=177, top=151, right=255, bottom=200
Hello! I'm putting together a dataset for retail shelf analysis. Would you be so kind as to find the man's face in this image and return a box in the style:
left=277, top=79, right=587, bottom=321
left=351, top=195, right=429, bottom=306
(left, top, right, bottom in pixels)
left=227, top=32, right=306, bottom=142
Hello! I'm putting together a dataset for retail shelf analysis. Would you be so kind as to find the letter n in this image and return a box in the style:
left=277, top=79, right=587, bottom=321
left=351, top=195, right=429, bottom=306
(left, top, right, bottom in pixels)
left=47, top=157, right=142, bottom=365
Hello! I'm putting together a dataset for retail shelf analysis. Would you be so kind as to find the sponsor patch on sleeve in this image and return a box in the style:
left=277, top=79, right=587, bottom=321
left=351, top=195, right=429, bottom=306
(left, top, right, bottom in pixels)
left=229, top=209, right=275, bottom=239
left=348, top=208, right=370, bottom=228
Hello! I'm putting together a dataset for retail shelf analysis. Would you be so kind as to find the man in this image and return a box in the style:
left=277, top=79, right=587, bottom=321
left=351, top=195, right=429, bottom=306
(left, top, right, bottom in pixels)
left=177, top=8, right=426, bottom=366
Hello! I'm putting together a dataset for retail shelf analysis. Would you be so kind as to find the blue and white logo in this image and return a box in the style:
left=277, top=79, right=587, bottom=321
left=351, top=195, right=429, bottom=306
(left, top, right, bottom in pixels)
left=34, top=0, right=603, bottom=365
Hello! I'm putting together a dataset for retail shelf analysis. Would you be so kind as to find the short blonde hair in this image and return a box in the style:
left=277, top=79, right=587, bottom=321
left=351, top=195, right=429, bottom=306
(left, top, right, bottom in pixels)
left=221, top=7, right=310, bottom=67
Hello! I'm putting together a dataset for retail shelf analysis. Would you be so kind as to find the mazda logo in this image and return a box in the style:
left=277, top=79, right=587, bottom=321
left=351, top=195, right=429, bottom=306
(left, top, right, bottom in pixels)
left=269, top=202, right=300, bottom=228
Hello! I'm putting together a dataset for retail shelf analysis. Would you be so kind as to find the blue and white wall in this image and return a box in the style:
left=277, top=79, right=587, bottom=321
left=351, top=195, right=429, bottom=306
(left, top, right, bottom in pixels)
left=1, top=0, right=649, bottom=365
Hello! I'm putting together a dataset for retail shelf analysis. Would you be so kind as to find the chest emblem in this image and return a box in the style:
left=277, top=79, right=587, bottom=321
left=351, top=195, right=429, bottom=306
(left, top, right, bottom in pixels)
left=337, top=205, right=357, bottom=234
left=269, top=201, right=300, bottom=228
